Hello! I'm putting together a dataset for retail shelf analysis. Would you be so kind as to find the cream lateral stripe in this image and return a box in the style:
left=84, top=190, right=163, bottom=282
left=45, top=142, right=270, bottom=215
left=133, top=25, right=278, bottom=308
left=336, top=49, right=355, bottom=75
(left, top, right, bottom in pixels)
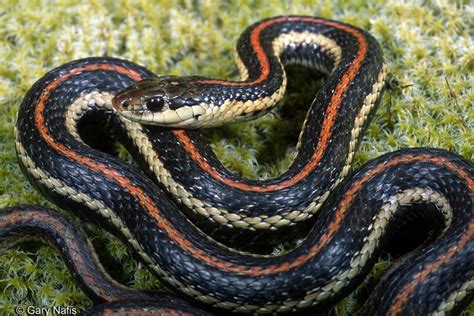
left=237, top=31, right=342, bottom=84
left=202, top=32, right=345, bottom=129
left=121, top=32, right=342, bottom=129
left=196, top=79, right=286, bottom=128
left=64, top=33, right=382, bottom=233
left=271, top=31, right=342, bottom=66
left=16, top=109, right=456, bottom=312
left=336, top=62, right=388, bottom=180
left=235, top=53, right=249, bottom=81
left=63, top=34, right=374, bottom=231
left=65, top=48, right=385, bottom=232
left=197, top=31, right=343, bottom=128
left=63, top=63, right=387, bottom=234
left=67, top=92, right=308, bottom=230
left=65, top=93, right=267, bottom=258
left=66, top=93, right=245, bottom=227
left=14, top=137, right=145, bottom=278
left=227, top=187, right=453, bottom=313
left=13, top=129, right=221, bottom=305
left=65, top=91, right=111, bottom=141
left=290, top=62, right=388, bottom=220
left=64, top=60, right=385, bottom=233
left=283, top=188, right=453, bottom=313
left=291, top=59, right=386, bottom=173
left=15, top=120, right=300, bottom=312
left=432, top=279, right=474, bottom=316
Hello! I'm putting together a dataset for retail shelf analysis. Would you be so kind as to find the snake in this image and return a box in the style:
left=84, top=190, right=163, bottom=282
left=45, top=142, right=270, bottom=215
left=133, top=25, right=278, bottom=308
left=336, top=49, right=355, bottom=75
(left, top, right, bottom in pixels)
left=1, top=15, right=473, bottom=315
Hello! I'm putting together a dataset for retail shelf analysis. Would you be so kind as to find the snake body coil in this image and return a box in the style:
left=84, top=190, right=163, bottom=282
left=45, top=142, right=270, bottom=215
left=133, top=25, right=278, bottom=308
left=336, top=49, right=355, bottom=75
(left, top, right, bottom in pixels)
left=1, top=16, right=473, bottom=315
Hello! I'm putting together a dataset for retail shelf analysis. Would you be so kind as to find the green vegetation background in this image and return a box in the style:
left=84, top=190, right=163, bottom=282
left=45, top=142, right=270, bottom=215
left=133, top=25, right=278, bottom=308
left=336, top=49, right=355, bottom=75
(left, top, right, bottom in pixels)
left=0, top=0, right=472, bottom=314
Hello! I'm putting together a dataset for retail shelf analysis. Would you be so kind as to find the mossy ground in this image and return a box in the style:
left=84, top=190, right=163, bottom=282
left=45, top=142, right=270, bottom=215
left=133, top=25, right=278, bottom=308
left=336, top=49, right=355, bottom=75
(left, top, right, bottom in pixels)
left=0, top=0, right=472, bottom=314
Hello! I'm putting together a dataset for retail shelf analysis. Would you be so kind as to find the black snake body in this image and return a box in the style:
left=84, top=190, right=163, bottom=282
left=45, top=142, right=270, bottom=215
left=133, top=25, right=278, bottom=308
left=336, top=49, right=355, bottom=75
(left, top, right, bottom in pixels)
left=0, top=16, right=472, bottom=315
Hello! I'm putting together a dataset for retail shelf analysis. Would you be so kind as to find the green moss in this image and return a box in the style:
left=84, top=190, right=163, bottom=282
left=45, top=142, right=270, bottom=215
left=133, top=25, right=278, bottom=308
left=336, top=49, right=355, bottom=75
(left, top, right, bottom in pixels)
left=0, top=0, right=472, bottom=314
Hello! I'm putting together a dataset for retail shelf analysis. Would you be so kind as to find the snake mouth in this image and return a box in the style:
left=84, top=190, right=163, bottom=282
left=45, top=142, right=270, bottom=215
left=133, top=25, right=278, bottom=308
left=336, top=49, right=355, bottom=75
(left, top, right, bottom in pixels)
left=117, top=103, right=211, bottom=129
left=119, top=106, right=202, bottom=127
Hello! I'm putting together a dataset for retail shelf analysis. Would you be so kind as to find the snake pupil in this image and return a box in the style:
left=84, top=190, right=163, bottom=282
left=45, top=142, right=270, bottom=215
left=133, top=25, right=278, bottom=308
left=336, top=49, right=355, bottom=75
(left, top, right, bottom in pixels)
left=146, top=97, right=165, bottom=112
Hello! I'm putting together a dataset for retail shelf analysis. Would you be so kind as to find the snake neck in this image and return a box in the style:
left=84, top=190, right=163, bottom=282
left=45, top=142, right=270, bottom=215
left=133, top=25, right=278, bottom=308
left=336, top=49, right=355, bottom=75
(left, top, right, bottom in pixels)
left=182, top=16, right=358, bottom=127
left=114, top=16, right=369, bottom=129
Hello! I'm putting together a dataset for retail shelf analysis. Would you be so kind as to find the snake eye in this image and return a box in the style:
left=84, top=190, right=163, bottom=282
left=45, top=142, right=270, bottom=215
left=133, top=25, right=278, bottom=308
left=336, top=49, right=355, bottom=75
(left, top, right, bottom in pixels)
left=146, top=97, right=165, bottom=112
left=121, top=100, right=130, bottom=109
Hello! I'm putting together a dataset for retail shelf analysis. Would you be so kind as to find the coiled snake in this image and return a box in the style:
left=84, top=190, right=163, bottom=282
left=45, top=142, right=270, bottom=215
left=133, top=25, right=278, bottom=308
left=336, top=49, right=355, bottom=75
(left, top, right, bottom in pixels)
left=1, top=16, right=473, bottom=315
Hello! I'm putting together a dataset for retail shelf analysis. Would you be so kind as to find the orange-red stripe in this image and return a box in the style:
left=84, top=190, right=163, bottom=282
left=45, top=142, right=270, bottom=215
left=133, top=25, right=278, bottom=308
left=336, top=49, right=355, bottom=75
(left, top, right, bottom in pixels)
left=32, top=62, right=472, bottom=279
left=198, top=17, right=361, bottom=86
left=388, top=220, right=474, bottom=315
left=32, top=75, right=474, bottom=276
left=2, top=210, right=121, bottom=301
left=176, top=16, right=369, bottom=192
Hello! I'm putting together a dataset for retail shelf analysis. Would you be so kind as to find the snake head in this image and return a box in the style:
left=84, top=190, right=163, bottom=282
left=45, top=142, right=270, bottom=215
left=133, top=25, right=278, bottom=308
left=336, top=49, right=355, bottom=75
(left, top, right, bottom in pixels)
left=112, top=76, right=209, bottom=128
